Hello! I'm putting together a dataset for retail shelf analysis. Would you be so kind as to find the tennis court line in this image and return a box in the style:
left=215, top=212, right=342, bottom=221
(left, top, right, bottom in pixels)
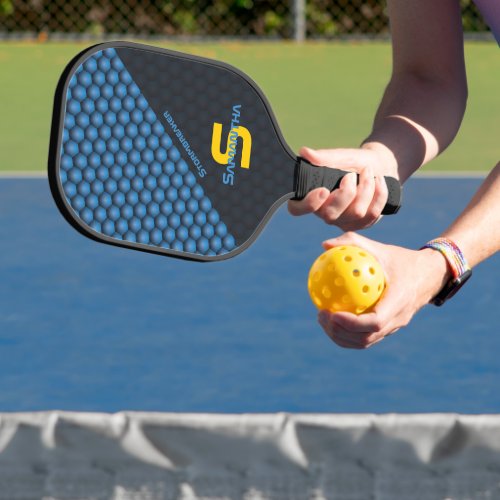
left=0, top=170, right=489, bottom=179
left=414, top=170, right=487, bottom=178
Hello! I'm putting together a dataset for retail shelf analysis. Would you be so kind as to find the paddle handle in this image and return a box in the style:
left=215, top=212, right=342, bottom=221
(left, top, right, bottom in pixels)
left=293, top=157, right=402, bottom=215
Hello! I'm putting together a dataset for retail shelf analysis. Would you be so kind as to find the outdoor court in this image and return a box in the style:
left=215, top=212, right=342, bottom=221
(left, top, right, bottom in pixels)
left=0, top=174, right=498, bottom=413
left=0, top=40, right=498, bottom=499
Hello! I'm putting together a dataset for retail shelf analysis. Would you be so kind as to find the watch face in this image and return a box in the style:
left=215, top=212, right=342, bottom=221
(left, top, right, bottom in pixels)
left=432, top=269, right=472, bottom=306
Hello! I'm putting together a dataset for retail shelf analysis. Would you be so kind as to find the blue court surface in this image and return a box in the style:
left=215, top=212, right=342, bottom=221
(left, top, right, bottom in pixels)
left=0, top=176, right=498, bottom=413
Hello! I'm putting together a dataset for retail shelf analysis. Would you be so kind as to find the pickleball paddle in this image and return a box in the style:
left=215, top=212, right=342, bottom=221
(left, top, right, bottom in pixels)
left=48, top=41, right=401, bottom=262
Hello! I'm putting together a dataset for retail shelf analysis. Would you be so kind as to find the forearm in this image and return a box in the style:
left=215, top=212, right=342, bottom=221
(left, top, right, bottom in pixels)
left=441, top=162, right=500, bottom=267
left=363, top=73, right=467, bottom=182
left=361, top=0, right=467, bottom=183
left=418, top=162, right=500, bottom=303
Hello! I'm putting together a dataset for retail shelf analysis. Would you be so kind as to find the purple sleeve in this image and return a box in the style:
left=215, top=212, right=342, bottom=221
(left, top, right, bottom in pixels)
left=473, top=0, right=500, bottom=45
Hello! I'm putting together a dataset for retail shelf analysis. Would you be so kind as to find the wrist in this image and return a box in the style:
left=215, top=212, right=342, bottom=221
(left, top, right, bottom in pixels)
left=417, top=248, right=453, bottom=303
left=361, top=141, right=399, bottom=178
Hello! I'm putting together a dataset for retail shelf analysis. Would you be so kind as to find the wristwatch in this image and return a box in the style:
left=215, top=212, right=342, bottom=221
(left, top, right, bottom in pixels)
left=421, top=238, right=472, bottom=306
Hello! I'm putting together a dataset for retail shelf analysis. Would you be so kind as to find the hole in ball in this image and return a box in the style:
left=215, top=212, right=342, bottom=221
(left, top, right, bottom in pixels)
left=362, top=285, right=369, bottom=293
left=313, top=293, right=322, bottom=308
left=352, top=269, right=360, bottom=277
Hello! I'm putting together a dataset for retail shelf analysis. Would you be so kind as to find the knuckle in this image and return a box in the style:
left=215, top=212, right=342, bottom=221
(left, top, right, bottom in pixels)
left=359, top=339, right=371, bottom=349
left=366, top=205, right=382, bottom=220
left=350, top=205, right=367, bottom=219
left=325, top=214, right=340, bottom=225
left=319, top=207, right=340, bottom=225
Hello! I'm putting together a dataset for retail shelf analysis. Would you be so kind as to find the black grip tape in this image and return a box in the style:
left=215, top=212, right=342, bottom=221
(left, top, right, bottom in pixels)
left=292, top=157, right=402, bottom=215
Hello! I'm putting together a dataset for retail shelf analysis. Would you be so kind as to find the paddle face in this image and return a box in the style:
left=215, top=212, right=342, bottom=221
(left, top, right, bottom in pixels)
left=49, top=41, right=296, bottom=261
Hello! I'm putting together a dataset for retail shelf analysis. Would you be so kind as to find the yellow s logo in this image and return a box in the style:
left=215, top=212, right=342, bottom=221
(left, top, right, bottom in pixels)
left=211, top=123, right=252, bottom=169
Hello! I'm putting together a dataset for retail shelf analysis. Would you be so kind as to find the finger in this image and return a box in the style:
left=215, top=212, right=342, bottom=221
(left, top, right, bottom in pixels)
left=363, top=174, right=389, bottom=223
left=319, top=311, right=371, bottom=348
left=320, top=321, right=365, bottom=349
left=288, top=188, right=330, bottom=216
left=330, top=336, right=365, bottom=349
left=319, top=310, right=391, bottom=349
left=332, top=292, right=401, bottom=339
left=323, top=172, right=390, bottom=231
left=342, top=164, right=376, bottom=221
left=322, top=231, right=369, bottom=251
left=330, top=317, right=390, bottom=349
left=315, top=172, right=357, bottom=224
left=330, top=311, right=385, bottom=335
left=299, top=146, right=367, bottom=171
left=328, top=326, right=380, bottom=349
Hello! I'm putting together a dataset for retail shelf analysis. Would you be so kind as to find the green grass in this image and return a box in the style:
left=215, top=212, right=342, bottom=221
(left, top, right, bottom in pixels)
left=0, top=40, right=497, bottom=172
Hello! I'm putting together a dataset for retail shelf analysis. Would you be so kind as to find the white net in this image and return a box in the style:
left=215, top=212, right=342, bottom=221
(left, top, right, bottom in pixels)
left=0, top=412, right=500, bottom=499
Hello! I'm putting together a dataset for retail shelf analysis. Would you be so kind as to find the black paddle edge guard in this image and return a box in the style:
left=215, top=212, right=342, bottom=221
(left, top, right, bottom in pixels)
left=47, top=41, right=296, bottom=263
left=293, top=157, right=402, bottom=215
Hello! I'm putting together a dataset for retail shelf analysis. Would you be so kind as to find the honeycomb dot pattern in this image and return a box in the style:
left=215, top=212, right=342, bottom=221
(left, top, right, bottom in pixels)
left=307, top=245, right=386, bottom=315
left=60, top=47, right=236, bottom=257
left=116, top=43, right=296, bottom=245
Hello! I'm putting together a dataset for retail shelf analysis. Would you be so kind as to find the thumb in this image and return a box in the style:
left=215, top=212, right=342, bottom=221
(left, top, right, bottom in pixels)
left=322, top=231, right=368, bottom=250
left=299, top=146, right=365, bottom=170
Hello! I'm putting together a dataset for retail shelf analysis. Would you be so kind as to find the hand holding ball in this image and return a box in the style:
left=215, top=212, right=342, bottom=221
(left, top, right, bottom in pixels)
left=308, top=245, right=385, bottom=314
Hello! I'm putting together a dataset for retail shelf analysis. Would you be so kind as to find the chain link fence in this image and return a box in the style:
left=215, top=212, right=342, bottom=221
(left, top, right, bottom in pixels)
left=0, top=0, right=491, bottom=39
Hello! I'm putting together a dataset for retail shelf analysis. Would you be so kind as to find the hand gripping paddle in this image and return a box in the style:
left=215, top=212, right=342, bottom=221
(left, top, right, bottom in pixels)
left=48, top=41, right=401, bottom=262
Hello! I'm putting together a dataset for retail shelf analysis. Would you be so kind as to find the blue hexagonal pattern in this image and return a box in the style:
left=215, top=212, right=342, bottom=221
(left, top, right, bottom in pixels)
left=60, top=48, right=235, bottom=257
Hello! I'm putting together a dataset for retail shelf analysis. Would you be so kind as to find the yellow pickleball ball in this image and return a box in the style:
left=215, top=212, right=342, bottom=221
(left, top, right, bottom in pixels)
left=308, top=245, right=385, bottom=314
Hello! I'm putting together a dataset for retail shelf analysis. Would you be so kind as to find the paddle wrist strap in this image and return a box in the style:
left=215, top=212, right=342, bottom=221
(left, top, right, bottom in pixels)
left=292, top=157, right=401, bottom=215
left=421, top=237, right=472, bottom=306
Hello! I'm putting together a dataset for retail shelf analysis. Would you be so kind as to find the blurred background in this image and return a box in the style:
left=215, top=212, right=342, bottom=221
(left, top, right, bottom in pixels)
left=0, top=1, right=497, bottom=176
left=0, top=0, right=491, bottom=40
